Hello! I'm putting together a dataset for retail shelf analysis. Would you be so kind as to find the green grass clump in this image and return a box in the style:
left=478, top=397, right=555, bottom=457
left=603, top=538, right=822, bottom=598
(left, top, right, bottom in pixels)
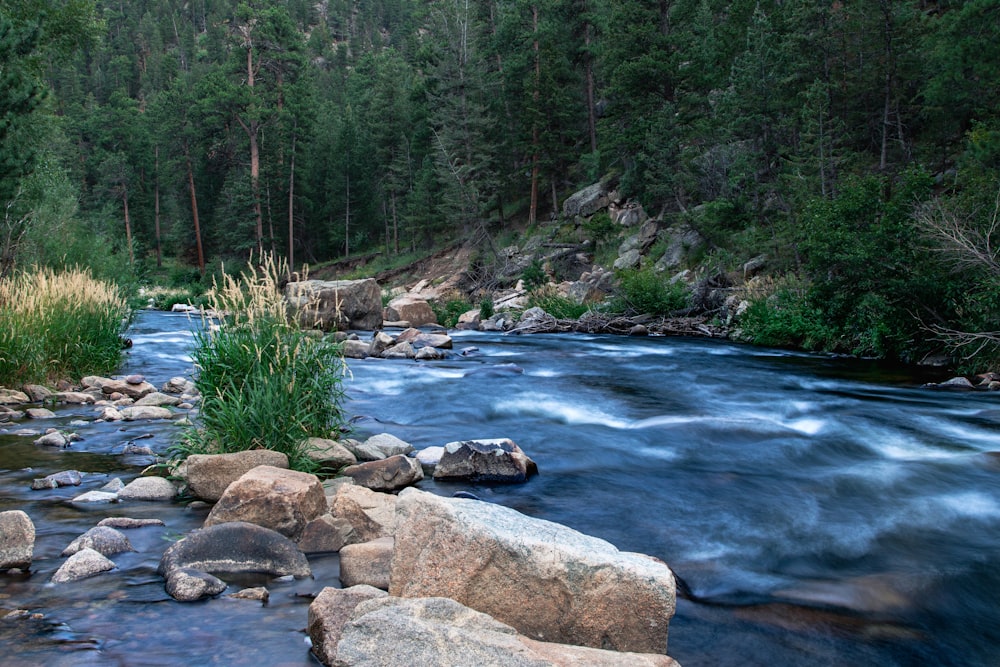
left=527, top=286, right=589, bottom=320
left=430, top=297, right=473, bottom=328
left=177, top=258, right=347, bottom=472
left=735, top=277, right=837, bottom=351
left=0, top=268, right=130, bottom=385
left=611, top=266, right=689, bottom=316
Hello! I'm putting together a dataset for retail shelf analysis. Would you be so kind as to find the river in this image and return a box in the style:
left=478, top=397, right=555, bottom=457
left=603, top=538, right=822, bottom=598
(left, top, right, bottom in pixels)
left=3, top=310, right=999, bottom=665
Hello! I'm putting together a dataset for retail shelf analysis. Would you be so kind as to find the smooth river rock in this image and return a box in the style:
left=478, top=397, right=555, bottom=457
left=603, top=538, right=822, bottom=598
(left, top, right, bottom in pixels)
left=0, top=510, right=35, bottom=570
left=341, top=455, right=424, bottom=492
left=390, top=488, right=677, bottom=654
left=52, top=548, right=116, bottom=583
left=433, top=438, right=538, bottom=483
left=158, top=521, right=311, bottom=580
left=118, top=476, right=178, bottom=501
left=62, top=526, right=135, bottom=557
left=181, top=449, right=290, bottom=502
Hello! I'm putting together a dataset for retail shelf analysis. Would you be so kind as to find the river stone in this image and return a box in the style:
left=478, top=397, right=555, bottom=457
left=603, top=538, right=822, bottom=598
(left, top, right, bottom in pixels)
left=340, top=537, right=394, bottom=590
left=382, top=341, right=416, bottom=359
left=100, top=379, right=156, bottom=400
left=304, top=437, right=357, bottom=470
left=231, top=586, right=270, bottom=603
left=31, top=470, right=83, bottom=490
left=285, top=278, right=383, bottom=331
left=341, top=438, right=388, bottom=462
left=134, top=392, right=182, bottom=407
left=395, top=328, right=453, bottom=349
left=0, top=406, right=24, bottom=421
left=119, top=406, right=173, bottom=421
left=333, top=596, right=680, bottom=667
left=0, top=510, right=35, bottom=571
left=53, top=391, right=96, bottom=404
left=364, top=433, right=415, bottom=458
left=433, top=438, right=538, bottom=483
left=390, top=488, right=677, bottom=654
left=22, top=384, right=52, bottom=402
left=203, top=465, right=326, bottom=541
left=33, top=431, right=71, bottom=447
left=385, top=295, right=437, bottom=327
left=0, top=388, right=29, bottom=404
left=101, top=477, right=126, bottom=493
left=414, top=446, right=445, bottom=474
left=62, top=526, right=135, bottom=557
left=161, top=377, right=196, bottom=394
left=456, top=309, right=481, bottom=330
left=25, top=408, right=56, bottom=419
left=341, top=339, right=371, bottom=359
left=118, top=476, right=178, bottom=501
left=71, top=490, right=120, bottom=503
left=98, top=517, right=165, bottom=529
left=341, top=455, right=424, bottom=493
left=182, top=449, right=290, bottom=502
left=158, top=521, right=311, bottom=579
left=308, top=585, right=389, bottom=666
left=415, top=346, right=447, bottom=361
left=370, top=331, right=396, bottom=357
left=51, top=548, right=116, bottom=583
left=297, top=514, right=354, bottom=554
left=330, top=485, right=397, bottom=544
left=165, top=567, right=228, bottom=602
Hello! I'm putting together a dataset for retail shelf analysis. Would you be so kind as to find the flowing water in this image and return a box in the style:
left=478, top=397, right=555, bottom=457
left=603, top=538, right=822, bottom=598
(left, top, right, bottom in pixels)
left=3, top=310, right=1000, bottom=666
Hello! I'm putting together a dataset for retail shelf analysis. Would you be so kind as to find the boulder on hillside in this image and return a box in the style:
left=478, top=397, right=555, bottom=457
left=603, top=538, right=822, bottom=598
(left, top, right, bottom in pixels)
left=327, top=595, right=681, bottom=667
left=158, top=521, right=311, bottom=580
left=385, top=295, right=437, bottom=327
left=0, top=510, right=35, bottom=571
left=341, top=455, right=424, bottom=493
left=563, top=182, right=611, bottom=218
left=285, top=278, right=383, bottom=331
left=204, top=465, right=327, bottom=541
left=181, top=450, right=290, bottom=502
left=433, top=438, right=538, bottom=484
left=390, top=488, right=677, bottom=654
left=330, top=485, right=397, bottom=545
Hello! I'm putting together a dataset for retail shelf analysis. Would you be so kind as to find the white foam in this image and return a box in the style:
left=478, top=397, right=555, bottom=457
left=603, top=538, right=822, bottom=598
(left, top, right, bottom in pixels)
left=785, top=418, right=826, bottom=435
left=494, top=395, right=630, bottom=429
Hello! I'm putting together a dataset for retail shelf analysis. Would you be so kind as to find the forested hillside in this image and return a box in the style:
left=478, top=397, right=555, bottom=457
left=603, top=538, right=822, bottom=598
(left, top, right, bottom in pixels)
left=2, top=0, right=999, bottom=366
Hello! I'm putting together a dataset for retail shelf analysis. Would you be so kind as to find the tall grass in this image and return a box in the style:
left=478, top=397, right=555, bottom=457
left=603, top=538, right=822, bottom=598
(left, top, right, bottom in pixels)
left=0, top=268, right=130, bottom=385
left=178, top=257, right=347, bottom=472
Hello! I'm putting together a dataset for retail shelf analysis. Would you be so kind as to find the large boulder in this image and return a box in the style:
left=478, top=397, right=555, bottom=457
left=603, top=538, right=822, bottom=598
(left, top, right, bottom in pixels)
left=285, top=279, right=383, bottom=331
left=563, top=182, right=611, bottom=218
left=182, top=450, right=290, bottom=502
left=119, top=406, right=174, bottom=421
left=339, top=537, right=394, bottom=590
left=330, top=595, right=680, bottom=667
left=433, top=438, right=538, bottom=483
left=330, top=485, right=398, bottom=544
left=341, top=455, right=424, bottom=493
left=385, top=295, right=437, bottom=327
left=204, top=465, right=327, bottom=541
left=0, top=510, right=34, bottom=570
left=308, top=586, right=389, bottom=666
left=158, top=521, right=311, bottom=579
left=390, top=489, right=677, bottom=654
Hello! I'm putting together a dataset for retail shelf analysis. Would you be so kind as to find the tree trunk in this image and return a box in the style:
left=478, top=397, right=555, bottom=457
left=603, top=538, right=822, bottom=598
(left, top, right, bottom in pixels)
left=154, top=145, right=162, bottom=268
left=528, top=4, right=541, bottom=227
left=123, top=186, right=134, bottom=266
left=345, top=171, right=351, bottom=257
left=184, top=143, right=205, bottom=273
left=288, top=134, right=296, bottom=272
left=585, top=20, right=597, bottom=154
left=391, top=190, right=399, bottom=255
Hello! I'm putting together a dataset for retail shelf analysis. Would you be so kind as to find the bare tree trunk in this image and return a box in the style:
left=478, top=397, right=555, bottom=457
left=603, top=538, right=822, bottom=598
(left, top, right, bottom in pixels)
left=154, top=145, right=162, bottom=267
left=391, top=190, right=399, bottom=255
left=184, top=143, right=205, bottom=273
left=123, top=187, right=134, bottom=266
left=584, top=20, right=597, bottom=153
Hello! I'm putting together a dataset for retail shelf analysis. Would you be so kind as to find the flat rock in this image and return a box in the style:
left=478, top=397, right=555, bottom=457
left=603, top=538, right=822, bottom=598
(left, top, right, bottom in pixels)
left=101, top=379, right=156, bottom=400
left=71, top=490, right=120, bottom=504
left=0, top=510, right=35, bottom=570
left=118, top=476, right=178, bottom=501
left=51, top=548, right=116, bottom=583
left=203, top=465, right=327, bottom=541
left=340, top=537, right=394, bottom=590
left=25, top=408, right=56, bottom=419
left=98, top=517, right=165, bottom=529
left=158, top=521, right=310, bottom=579
left=62, top=526, right=135, bottom=557
left=363, top=433, right=415, bottom=458
left=119, top=406, right=173, bottom=421
left=31, top=470, right=83, bottom=490
left=33, top=431, right=71, bottom=447
left=52, top=392, right=95, bottom=404
left=230, top=586, right=269, bottom=603
left=97, top=406, right=124, bottom=421
left=308, top=585, right=389, bottom=666
left=0, top=388, right=29, bottom=404
left=341, top=455, right=424, bottom=493
left=134, top=392, right=182, bottom=407
left=390, top=488, right=677, bottom=654
left=182, top=450, right=290, bottom=502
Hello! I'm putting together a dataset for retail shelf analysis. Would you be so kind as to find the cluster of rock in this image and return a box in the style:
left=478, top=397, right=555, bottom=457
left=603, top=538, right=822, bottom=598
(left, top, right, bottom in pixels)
left=338, top=326, right=455, bottom=361
left=924, top=372, right=1000, bottom=391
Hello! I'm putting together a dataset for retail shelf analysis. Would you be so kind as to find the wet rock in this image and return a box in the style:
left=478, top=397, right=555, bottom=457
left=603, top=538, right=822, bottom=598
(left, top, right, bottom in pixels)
left=0, top=510, right=35, bottom=571
left=369, top=331, right=396, bottom=357
left=96, top=406, right=124, bottom=421
left=71, top=490, right=120, bottom=504
left=158, top=521, right=311, bottom=580
left=230, top=586, right=269, bottom=603
left=134, top=392, right=182, bottom=407
left=629, top=324, right=649, bottom=336
left=297, top=514, right=354, bottom=554
left=385, top=295, right=437, bottom=327
left=415, top=346, right=448, bottom=361
left=98, top=517, right=165, bottom=529
left=31, top=470, right=83, bottom=490
left=339, top=537, right=393, bottom=590
left=165, top=567, right=228, bottom=601
left=101, top=379, right=156, bottom=400
left=25, top=408, right=56, bottom=419
left=308, top=585, right=389, bottom=666
left=456, top=309, right=481, bottom=331
left=0, top=406, right=24, bottom=421
left=62, top=526, right=135, bottom=557
left=363, top=433, right=414, bottom=458
left=433, top=438, right=538, bottom=483
left=285, top=278, right=383, bottom=331
left=0, top=388, right=29, bottom=404
left=341, top=455, right=424, bottom=493
left=341, top=339, right=371, bottom=359
left=203, top=466, right=327, bottom=541
left=119, top=406, right=173, bottom=421
left=927, top=376, right=975, bottom=390
left=304, top=437, right=357, bottom=470
left=51, top=548, right=116, bottom=583
left=118, top=476, right=178, bottom=501
left=22, top=384, right=52, bottom=402
left=52, top=392, right=96, bottom=404
left=414, top=446, right=445, bottom=474
left=395, top=328, right=453, bottom=350
left=33, top=431, right=71, bottom=448
left=330, top=485, right=397, bottom=545
left=182, top=449, right=290, bottom=502
left=390, top=488, right=677, bottom=654
left=381, top=341, right=415, bottom=359
left=101, top=478, right=126, bottom=493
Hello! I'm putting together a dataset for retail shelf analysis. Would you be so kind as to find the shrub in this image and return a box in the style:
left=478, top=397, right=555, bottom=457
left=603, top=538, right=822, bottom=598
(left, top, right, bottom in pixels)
left=177, top=258, right=347, bottom=472
left=736, top=279, right=837, bottom=351
left=430, top=297, right=472, bottom=328
left=520, top=260, right=548, bottom=291
left=527, top=286, right=589, bottom=320
left=479, top=296, right=495, bottom=319
left=0, top=268, right=130, bottom=385
left=612, top=266, right=689, bottom=316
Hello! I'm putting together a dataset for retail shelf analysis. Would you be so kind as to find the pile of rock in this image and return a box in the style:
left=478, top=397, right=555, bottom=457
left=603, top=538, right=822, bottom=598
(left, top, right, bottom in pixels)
left=340, top=327, right=454, bottom=361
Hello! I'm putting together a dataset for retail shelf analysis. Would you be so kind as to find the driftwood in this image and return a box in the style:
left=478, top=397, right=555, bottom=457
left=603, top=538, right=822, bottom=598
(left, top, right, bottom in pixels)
left=510, top=311, right=727, bottom=338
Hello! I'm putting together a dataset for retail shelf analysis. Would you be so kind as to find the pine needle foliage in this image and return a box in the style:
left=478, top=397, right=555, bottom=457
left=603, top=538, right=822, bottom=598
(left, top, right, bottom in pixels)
left=0, top=268, right=130, bottom=385
left=180, top=256, right=346, bottom=472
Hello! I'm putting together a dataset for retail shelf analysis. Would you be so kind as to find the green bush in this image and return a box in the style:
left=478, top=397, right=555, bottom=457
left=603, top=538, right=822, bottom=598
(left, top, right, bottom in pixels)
left=479, top=296, right=495, bottom=319
left=520, top=260, right=548, bottom=291
left=612, top=266, right=689, bottom=316
left=0, top=268, right=130, bottom=385
left=737, top=282, right=837, bottom=351
left=176, top=260, right=347, bottom=473
left=527, top=286, right=589, bottom=320
left=430, top=298, right=472, bottom=328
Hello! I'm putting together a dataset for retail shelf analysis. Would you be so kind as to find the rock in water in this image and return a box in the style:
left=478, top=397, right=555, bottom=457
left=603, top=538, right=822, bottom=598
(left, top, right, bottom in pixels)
left=158, top=521, right=310, bottom=580
left=0, top=510, right=35, bottom=571
left=51, top=548, right=116, bottom=583
left=390, top=488, right=676, bottom=654
left=433, top=438, right=538, bottom=483
left=181, top=449, right=290, bottom=502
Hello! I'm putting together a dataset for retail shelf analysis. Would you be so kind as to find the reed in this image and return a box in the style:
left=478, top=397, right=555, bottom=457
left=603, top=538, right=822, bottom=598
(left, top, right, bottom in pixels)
left=0, top=268, right=130, bottom=385
left=179, top=256, right=346, bottom=471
